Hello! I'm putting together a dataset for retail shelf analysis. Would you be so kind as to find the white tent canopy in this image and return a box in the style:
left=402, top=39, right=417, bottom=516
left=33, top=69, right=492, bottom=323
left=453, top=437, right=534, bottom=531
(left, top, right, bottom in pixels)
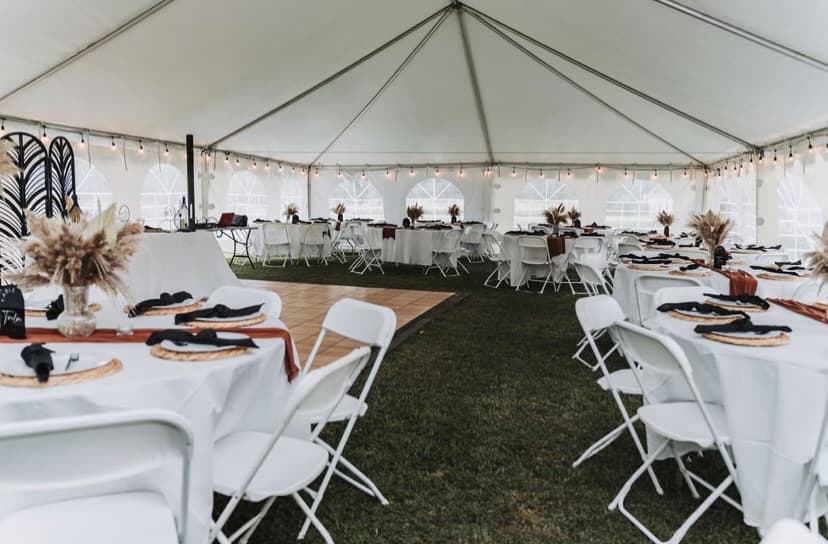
left=2, top=0, right=827, bottom=168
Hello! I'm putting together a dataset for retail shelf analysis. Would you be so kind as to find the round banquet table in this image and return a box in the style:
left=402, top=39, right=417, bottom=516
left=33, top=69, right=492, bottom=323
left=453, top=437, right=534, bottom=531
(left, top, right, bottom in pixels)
left=613, top=262, right=808, bottom=324
left=249, top=222, right=332, bottom=260
left=0, top=297, right=297, bottom=544
left=128, top=231, right=241, bottom=300
left=500, top=235, right=577, bottom=287
left=377, top=229, right=448, bottom=266
left=649, top=298, right=828, bottom=533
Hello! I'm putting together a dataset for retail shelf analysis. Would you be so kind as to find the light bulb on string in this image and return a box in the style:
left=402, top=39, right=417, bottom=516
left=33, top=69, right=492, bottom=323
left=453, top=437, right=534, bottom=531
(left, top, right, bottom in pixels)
left=809, top=137, right=814, bottom=153
left=409, top=166, right=415, bottom=176
left=164, top=143, right=169, bottom=155
left=683, top=168, right=688, bottom=177
left=336, top=167, right=342, bottom=178
left=653, top=169, right=658, bottom=179
left=435, top=166, right=440, bottom=176
left=511, top=166, right=517, bottom=177
left=385, top=168, right=390, bottom=178
left=252, top=159, right=257, bottom=169
left=225, top=153, right=229, bottom=163
left=0, top=119, right=5, bottom=133
left=79, top=133, right=85, bottom=147
left=138, top=140, right=144, bottom=153
left=361, top=169, right=366, bottom=179
left=539, top=168, right=543, bottom=178
left=291, top=165, right=295, bottom=173
left=773, top=149, right=778, bottom=163
left=265, top=160, right=270, bottom=170
left=788, top=145, right=793, bottom=161
left=235, top=155, right=240, bottom=166
left=314, top=166, right=319, bottom=176
left=278, top=162, right=283, bottom=172
left=301, top=167, right=306, bottom=174
left=749, top=154, right=753, bottom=164
left=623, top=168, right=628, bottom=178
left=459, top=166, right=464, bottom=177
left=110, top=136, right=116, bottom=149
left=566, top=168, right=571, bottom=178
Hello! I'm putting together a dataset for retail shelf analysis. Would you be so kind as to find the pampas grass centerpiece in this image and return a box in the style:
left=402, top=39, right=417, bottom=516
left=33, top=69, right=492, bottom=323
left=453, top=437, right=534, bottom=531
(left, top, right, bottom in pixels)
left=688, top=210, right=733, bottom=265
left=544, top=204, right=569, bottom=233
left=332, top=202, right=346, bottom=216
left=407, top=203, right=424, bottom=222
left=568, top=207, right=582, bottom=227
left=448, top=203, right=461, bottom=223
left=806, top=223, right=828, bottom=287
left=657, top=210, right=675, bottom=236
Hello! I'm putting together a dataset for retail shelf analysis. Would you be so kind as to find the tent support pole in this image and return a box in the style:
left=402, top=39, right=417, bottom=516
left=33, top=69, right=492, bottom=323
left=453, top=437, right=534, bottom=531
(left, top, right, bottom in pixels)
left=306, top=166, right=312, bottom=218
left=308, top=8, right=452, bottom=166
left=651, top=0, right=828, bottom=73
left=0, top=0, right=176, bottom=105
left=458, top=2, right=758, bottom=152
left=208, top=5, right=452, bottom=149
left=456, top=6, right=494, bottom=164
left=465, top=9, right=707, bottom=166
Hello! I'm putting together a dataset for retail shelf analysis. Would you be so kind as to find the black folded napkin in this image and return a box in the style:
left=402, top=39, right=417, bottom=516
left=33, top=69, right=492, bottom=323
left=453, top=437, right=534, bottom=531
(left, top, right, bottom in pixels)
left=45, top=295, right=64, bottom=321
left=620, top=254, right=671, bottom=264
left=736, top=244, right=782, bottom=252
left=703, top=293, right=770, bottom=310
left=174, top=303, right=263, bottom=325
left=21, top=343, right=54, bottom=383
left=679, top=263, right=701, bottom=271
left=657, top=301, right=748, bottom=318
left=145, top=329, right=258, bottom=349
left=774, top=260, right=801, bottom=267
left=642, top=239, right=675, bottom=246
left=678, top=244, right=695, bottom=248
left=749, top=265, right=804, bottom=277
left=659, top=253, right=690, bottom=260
left=694, top=318, right=791, bottom=335
left=129, top=291, right=193, bottom=317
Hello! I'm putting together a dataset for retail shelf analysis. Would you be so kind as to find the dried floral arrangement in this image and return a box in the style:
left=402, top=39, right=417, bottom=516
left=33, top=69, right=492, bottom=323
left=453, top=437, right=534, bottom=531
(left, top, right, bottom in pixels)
left=447, top=203, right=461, bottom=218
left=0, top=141, right=16, bottom=178
left=332, top=202, right=346, bottom=215
left=406, top=203, right=424, bottom=221
left=657, top=210, right=675, bottom=226
left=567, top=207, right=582, bottom=222
left=544, top=204, right=569, bottom=226
left=806, top=223, right=828, bottom=285
left=688, top=209, right=733, bottom=258
left=7, top=204, right=143, bottom=298
left=284, top=203, right=299, bottom=217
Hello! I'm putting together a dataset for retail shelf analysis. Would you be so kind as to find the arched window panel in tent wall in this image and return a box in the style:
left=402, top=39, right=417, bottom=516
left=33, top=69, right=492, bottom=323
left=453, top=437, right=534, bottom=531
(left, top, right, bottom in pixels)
left=280, top=175, right=308, bottom=219
left=605, top=179, right=673, bottom=230
left=717, top=170, right=757, bottom=245
left=226, top=171, right=267, bottom=221
left=140, top=164, right=186, bottom=228
left=513, top=178, right=578, bottom=229
left=330, top=178, right=385, bottom=222
left=74, top=158, right=113, bottom=214
left=406, top=178, right=463, bottom=222
left=778, top=172, right=823, bottom=259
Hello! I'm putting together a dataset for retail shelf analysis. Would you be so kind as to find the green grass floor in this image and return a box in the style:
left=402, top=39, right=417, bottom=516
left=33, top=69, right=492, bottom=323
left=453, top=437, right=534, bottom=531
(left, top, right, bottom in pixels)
left=220, top=260, right=758, bottom=543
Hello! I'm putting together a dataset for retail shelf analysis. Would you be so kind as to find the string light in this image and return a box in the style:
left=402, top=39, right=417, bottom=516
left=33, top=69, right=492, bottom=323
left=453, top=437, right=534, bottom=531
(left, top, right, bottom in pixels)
left=566, top=168, right=571, bottom=178
left=291, top=166, right=295, bottom=173
left=435, top=166, right=440, bottom=176
left=278, top=162, right=283, bottom=172
left=459, top=166, right=464, bottom=177
left=385, top=168, right=390, bottom=178
left=683, top=168, right=688, bottom=177
left=808, top=137, right=814, bottom=153
left=361, top=169, right=366, bottom=179
left=409, top=166, right=415, bottom=176
left=749, top=154, right=753, bottom=164
left=623, top=168, right=628, bottom=178
left=511, top=166, right=517, bottom=177
left=164, top=143, right=169, bottom=155
left=235, top=155, right=240, bottom=165
left=110, top=136, right=116, bottom=149
left=40, top=126, right=48, bottom=142
left=539, top=168, right=543, bottom=178
left=0, top=119, right=5, bottom=133
left=252, top=159, right=257, bottom=169
left=225, top=153, right=229, bottom=163
left=138, top=140, right=144, bottom=153
left=788, top=145, right=793, bottom=160
left=653, top=169, right=658, bottom=178
left=336, top=167, right=342, bottom=178
left=773, top=149, right=778, bottom=163
left=758, top=150, right=764, bottom=164
left=314, top=166, right=319, bottom=176
left=301, top=167, right=306, bottom=174
left=265, top=159, right=270, bottom=170
left=79, top=133, right=85, bottom=147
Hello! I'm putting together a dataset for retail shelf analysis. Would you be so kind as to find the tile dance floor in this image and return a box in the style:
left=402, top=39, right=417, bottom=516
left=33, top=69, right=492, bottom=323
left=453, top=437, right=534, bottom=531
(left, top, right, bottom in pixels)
left=241, top=280, right=455, bottom=365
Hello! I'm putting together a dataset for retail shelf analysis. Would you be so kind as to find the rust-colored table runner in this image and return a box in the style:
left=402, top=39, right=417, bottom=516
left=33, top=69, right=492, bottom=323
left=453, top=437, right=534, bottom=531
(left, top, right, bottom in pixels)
left=768, top=299, right=828, bottom=325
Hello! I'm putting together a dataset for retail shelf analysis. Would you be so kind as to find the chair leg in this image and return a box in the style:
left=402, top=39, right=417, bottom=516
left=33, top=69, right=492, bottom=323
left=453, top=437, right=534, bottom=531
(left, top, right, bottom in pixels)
left=238, top=496, right=277, bottom=544
left=293, top=493, right=333, bottom=544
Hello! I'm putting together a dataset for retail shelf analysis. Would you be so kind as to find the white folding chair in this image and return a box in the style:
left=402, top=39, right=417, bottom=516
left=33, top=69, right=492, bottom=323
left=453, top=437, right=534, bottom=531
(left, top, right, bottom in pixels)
left=573, top=262, right=610, bottom=296
left=425, top=229, right=465, bottom=277
left=571, top=296, right=663, bottom=496
left=206, top=285, right=282, bottom=319
left=482, top=232, right=510, bottom=288
left=0, top=410, right=193, bottom=544
left=348, top=224, right=384, bottom=275
left=298, top=223, right=330, bottom=266
left=761, top=519, right=827, bottom=544
left=793, top=280, right=828, bottom=305
left=210, top=347, right=372, bottom=544
left=609, top=321, right=741, bottom=544
left=260, top=222, right=292, bottom=267
left=514, top=236, right=557, bottom=294
left=329, top=223, right=349, bottom=264
left=295, top=298, right=396, bottom=538
left=618, top=242, right=644, bottom=255
left=461, top=224, right=486, bottom=263
left=634, top=274, right=703, bottom=325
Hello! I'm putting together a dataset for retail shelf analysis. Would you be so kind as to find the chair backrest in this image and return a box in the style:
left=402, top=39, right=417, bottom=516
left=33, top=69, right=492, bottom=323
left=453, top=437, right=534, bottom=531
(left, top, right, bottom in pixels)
left=652, top=286, right=711, bottom=308
left=438, top=229, right=464, bottom=253
left=618, top=242, right=643, bottom=255
left=634, top=274, right=703, bottom=323
left=463, top=225, right=484, bottom=244
left=303, top=223, right=328, bottom=245
left=793, top=280, right=828, bottom=305
left=481, top=232, right=503, bottom=260
left=573, top=237, right=603, bottom=252
left=208, top=285, right=282, bottom=319
left=262, top=222, right=289, bottom=245
left=0, top=410, right=193, bottom=543
left=575, top=294, right=626, bottom=334
left=573, top=263, right=608, bottom=293
left=211, top=347, right=371, bottom=542
left=517, top=235, right=550, bottom=263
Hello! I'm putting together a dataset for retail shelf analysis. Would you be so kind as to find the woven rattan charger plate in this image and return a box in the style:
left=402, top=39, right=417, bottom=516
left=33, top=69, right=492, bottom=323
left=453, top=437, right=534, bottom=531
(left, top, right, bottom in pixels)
left=756, top=273, right=805, bottom=282
left=669, top=269, right=711, bottom=278
left=668, top=311, right=741, bottom=324
left=26, top=303, right=102, bottom=319
left=628, top=264, right=672, bottom=272
left=182, top=313, right=266, bottom=330
left=150, top=344, right=251, bottom=361
left=701, top=332, right=790, bottom=347
left=0, top=358, right=122, bottom=387
left=123, top=299, right=205, bottom=317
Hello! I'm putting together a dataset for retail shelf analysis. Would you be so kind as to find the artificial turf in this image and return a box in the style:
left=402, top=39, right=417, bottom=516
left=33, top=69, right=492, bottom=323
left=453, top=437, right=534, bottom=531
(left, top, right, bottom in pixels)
left=221, top=260, right=758, bottom=543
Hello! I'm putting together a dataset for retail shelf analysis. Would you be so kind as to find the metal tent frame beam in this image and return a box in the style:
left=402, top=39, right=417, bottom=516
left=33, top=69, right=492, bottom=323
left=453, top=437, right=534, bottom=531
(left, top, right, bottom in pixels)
left=651, top=0, right=828, bottom=74
left=209, top=5, right=451, bottom=149
left=309, top=8, right=452, bottom=166
left=0, top=0, right=176, bottom=104
left=456, top=5, right=494, bottom=164
left=459, top=2, right=757, bottom=152
left=464, top=8, right=706, bottom=166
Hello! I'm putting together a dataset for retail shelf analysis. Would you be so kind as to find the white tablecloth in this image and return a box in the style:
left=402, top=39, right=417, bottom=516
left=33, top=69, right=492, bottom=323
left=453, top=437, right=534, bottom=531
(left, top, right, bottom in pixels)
left=0, top=302, right=294, bottom=544
left=650, top=301, right=828, bottom=531
left=129, top=232, right=240, bottom=300
left=250, top=223, right=332, bottom=260
left=379, top=229, right=446, bottom=266
left=500, top=235, right=577, bottom=287
left=613, top=263, right=807, bottom=323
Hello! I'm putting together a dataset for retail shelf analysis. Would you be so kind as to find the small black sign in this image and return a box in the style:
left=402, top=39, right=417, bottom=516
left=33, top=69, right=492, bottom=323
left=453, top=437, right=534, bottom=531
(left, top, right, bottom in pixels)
left=0, top=285, right=26, bottom=339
